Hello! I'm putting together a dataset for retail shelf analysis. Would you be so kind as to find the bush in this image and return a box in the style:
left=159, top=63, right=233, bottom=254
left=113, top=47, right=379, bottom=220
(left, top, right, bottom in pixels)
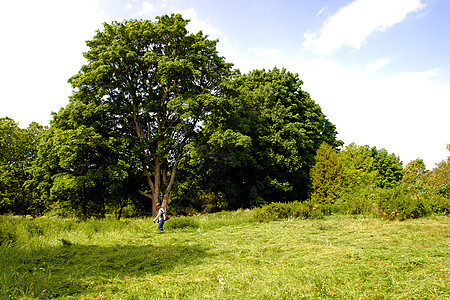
left=334, top=185, right=381, bottom=215
left=165, top=216, right=200, bottom=230
left=375, top=187, right=432, bottom=220
left=420, top=193, right=449, bottom=215
left=254, top=201, right=336, bottom=222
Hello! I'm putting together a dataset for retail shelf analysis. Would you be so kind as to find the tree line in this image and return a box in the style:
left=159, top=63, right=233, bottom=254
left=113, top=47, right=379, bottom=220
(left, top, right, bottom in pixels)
left=1, top=15, right=448, bottom=218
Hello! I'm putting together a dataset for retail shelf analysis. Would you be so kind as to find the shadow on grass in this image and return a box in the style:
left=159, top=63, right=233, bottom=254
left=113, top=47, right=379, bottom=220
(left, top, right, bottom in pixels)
left=1, top=240, right=209, bottom=299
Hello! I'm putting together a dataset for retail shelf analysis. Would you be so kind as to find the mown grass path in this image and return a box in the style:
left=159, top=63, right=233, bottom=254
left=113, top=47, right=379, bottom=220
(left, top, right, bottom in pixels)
left=1, top=214, right=449, bottom=299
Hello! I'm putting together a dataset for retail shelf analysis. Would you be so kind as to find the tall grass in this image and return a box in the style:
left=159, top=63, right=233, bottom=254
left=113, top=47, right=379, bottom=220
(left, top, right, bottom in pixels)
left=1, top=213, right=449, bottom=299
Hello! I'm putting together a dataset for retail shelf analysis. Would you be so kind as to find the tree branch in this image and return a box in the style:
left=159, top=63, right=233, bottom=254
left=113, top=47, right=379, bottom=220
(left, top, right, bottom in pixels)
left=165, top=163, right=177, bottom=194
left=143, top=166, right=155, bottom=192
left=138, top=189, right=153, bottom=199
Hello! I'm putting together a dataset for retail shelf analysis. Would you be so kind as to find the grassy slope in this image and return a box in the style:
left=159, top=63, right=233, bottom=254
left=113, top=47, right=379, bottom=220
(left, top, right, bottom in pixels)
left=1, top=212, right=449, bottom=299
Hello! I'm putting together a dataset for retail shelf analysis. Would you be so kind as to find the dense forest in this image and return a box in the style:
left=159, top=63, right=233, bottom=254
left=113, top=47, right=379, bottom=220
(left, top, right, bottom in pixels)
left=1, top=15, right=448, bottom=219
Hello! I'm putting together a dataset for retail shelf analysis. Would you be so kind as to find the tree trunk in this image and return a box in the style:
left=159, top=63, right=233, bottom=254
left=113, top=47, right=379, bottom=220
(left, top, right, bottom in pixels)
left=161, top=163, right=177, bottom=212
left=152, top=157, right=161, bottom=217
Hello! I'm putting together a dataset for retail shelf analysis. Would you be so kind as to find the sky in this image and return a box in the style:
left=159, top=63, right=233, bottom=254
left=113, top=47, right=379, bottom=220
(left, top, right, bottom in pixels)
left=1, top=0, right=449, bottom=169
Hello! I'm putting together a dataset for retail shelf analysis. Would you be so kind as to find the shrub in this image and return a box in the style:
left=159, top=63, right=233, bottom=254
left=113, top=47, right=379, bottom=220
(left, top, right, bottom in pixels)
left=375, top=187, right=432, bottom=220
left=334, top=185, right=382, bottom=215
left=423, top=193, right=450, bottom=215
left=255, top=202, right=300, bottom=221
left=165, top=216, right=200, bottom=230
left=254, top=201, right=335, bottom=222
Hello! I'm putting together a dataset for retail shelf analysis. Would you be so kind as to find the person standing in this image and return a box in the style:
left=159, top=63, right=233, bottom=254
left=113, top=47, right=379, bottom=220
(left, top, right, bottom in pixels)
left=153, top=202, right=166, bottom=231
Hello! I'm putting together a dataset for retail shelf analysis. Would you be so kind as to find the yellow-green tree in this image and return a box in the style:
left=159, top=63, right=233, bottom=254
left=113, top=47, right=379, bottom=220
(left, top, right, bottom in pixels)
left=310, top=142, right=342, bottom=204
left=428, top=157, right=449, bottom=198
left=401, top=158, right=429, bottom=194
left=339, top=143, right=380, bottom=191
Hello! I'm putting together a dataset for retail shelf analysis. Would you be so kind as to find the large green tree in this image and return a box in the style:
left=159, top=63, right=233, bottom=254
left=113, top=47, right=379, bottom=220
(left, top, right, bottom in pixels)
left=28, top=101, right=137, bottom=218
left=0, top=118, right=44, bottom=214
left=68, top=15, right=231, bottom=215
left=187, top=68, right=341, bottom=208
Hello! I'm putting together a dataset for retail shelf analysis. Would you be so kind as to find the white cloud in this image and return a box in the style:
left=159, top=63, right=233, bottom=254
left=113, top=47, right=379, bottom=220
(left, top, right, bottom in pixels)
left=139, top=2, right=155, bottom=15
left=316, top=6, right=326, bottom=17
left=177, top=8, right=225, bottom=41
left=125, top=3, right=134, bottom=11
left=231, top=48, right=449, bottom=167
left=303, top=0, right=426, bottom=55
left=363, top=57, right=393, bottom=73
left=249, top=47, right=281, bottom=59
left=0, top=0, right=107, bottom=127
left=289, top=57, right=449, bottom=168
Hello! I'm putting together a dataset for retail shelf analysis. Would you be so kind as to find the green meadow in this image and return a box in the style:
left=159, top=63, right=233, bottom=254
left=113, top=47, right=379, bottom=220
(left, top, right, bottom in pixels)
left=1, top=211, right=449, bottom=299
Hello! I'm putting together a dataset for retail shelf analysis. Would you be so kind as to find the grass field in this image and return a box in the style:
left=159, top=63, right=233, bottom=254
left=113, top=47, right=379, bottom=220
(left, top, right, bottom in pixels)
left=1, top=211, right=449, bottom=299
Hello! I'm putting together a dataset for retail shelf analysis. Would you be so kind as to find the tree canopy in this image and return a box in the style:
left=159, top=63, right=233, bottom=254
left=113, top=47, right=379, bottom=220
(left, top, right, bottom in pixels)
left=0, top=118, right=43, bottom=214
left=6, top=14, right=444, bottom=219
left=184, top=68, right=341, bottom=209
left=27, top=100, right=138, bottom=218
left=66, top=15, right=231, bottom=215
left=310, top=142, right=342, bottom=204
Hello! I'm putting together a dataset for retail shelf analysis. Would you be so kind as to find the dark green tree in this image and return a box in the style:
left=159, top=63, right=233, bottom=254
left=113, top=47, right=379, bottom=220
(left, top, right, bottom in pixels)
left=188, top=68, right=341, bottom=208
left=370, top=147, right=403, bottom=188
left=67, top=15, right=231, bottom=216
left=28, top=101, right=138, bottom=218
left=0, top=118, right=44, bottom=214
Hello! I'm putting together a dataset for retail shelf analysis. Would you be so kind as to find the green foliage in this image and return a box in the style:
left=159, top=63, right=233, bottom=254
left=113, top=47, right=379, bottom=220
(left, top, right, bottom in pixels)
left=25, top=15, right=231, bottom=218
left=333, top=182, right=449, bottom=220
left=27, top=103, right=137, bottom=219
left=375, top=187, right=433, bottom=220
left=334, top=185, right=382, bottom=215
left=310, top=142, right=342, bottom=204
left=399, top=155, right=449, bottom=205
left=424, top=193, right=450, bottom=215
left=0, top=118, right=44, bottom=215
left=68, top=15, right=231, bottom=216
left=2, top=14, right=446, bottom=220
left=427, top=157, right=450, bottom=199
left=401, top=158, right=429, bottom=194
left=198, top=191, right=228, bottom=213
left=370, top=147, right=403, bottom=188
left=254, top=202, right=303, bottom=221
left=254, top=201, right=335, bottom=221
left=165, top=216, right=200, bottom=230
left=339, top=143, right=380, bottom=191
left=188, top=68, right=341, bottom=209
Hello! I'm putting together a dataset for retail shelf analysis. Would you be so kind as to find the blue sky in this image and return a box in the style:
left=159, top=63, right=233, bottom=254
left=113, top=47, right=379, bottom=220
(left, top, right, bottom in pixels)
left=1, top=0, right=449, bottom=168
